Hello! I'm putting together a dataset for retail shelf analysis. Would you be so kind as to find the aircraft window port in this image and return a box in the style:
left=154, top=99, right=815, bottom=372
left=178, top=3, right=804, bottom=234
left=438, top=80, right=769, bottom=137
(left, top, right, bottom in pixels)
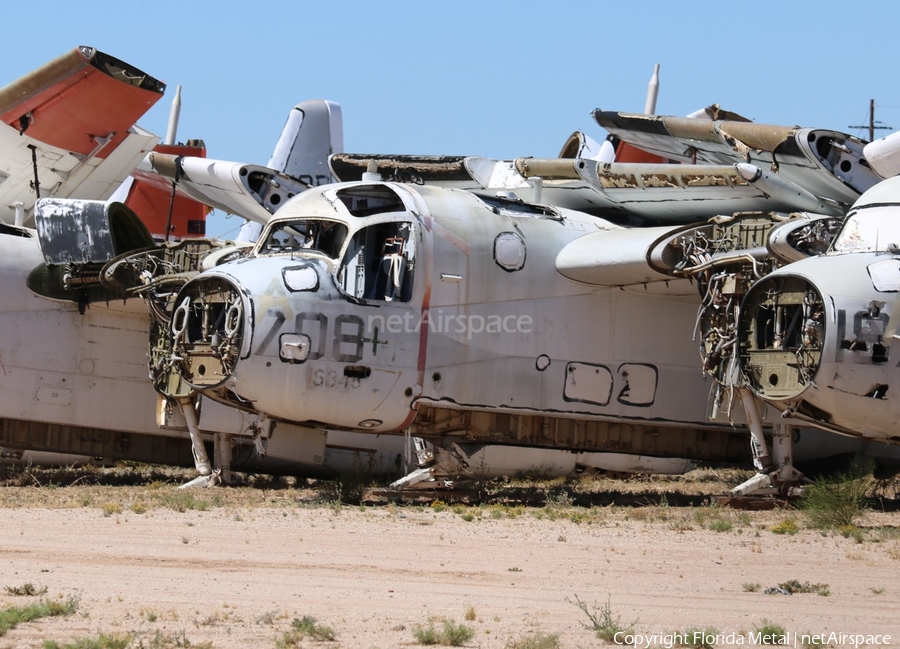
left=473, top=193, right=562, bottom=220
left=336, top=185, right=404, bottom=217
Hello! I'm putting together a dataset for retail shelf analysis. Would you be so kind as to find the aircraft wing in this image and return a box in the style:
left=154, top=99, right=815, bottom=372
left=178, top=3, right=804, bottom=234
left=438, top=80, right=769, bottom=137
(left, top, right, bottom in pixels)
left=593, top=110, right=882, bottom=211
left=330, top=153, right=841, bottom=223
left=0, top=46, right=165, bottom=227
left=133, top=152, right=310, bottom=225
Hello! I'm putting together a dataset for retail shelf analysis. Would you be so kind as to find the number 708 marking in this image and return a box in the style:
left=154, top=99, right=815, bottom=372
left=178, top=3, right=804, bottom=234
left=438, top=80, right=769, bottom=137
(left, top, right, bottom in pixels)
left=256, top=309, right=365, bottom=363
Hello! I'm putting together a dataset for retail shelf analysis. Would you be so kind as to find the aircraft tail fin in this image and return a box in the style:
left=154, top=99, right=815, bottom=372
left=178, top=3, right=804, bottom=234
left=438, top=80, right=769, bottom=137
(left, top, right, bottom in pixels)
left=235, top=99, right=344, bottom=243
left=268, top=100, right=344, bottom=185
left=114, top=140, right=212, bottom=241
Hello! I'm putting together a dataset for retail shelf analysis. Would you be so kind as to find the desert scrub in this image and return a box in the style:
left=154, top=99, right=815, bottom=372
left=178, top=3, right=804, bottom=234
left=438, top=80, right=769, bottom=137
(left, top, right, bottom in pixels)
left=777, top=580, right=830, bottom=596
left=504, top=632, right=561, bottom=649
left=708, top=518, right=733, bottom=533
left=4, top=582, right=47, bottom=596
left=753, top=620, right=788, bottom=645
left=568, top=594, right=636, bottom=642
left=277, top=615, right=336, bottom=646
left=412, top=618, right=475, bottom=646
left=770, top=518, right=799, bottom=535
left=838, top=524, right=865, bottom=542
left=100, top=502, right=123, bottom=517
left=0, top=595, right=79, bottom=636
left=42, top=633, right=131, bottom=649
left=801, top=471, right=870, bottom=529
left=154, top=490, right=211, bottom=513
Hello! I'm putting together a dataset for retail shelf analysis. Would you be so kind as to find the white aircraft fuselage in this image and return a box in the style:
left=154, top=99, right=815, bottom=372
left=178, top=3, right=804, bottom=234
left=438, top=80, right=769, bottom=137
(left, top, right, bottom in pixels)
left=164, top=181, right=731, bottom=452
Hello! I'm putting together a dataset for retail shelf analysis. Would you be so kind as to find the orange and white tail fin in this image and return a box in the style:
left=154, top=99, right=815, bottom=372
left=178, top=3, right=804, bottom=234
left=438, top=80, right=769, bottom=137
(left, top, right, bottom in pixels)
left=117, top=140, right=212, bottom=241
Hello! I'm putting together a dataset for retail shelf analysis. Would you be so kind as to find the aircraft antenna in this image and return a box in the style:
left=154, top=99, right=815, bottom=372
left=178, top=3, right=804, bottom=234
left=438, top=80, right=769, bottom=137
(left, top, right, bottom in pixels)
left=644, top=64, right=660, bottom=115
left=164, top=85, right=182, bottom=145
left=848, top=99, right=892, bottom=142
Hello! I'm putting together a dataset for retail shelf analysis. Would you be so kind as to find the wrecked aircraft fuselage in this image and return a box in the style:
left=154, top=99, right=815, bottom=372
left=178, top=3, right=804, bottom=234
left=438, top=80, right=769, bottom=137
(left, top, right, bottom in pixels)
left=733, top=177, right=900, bottom=442
left=147, top=180, right=752, bottom=463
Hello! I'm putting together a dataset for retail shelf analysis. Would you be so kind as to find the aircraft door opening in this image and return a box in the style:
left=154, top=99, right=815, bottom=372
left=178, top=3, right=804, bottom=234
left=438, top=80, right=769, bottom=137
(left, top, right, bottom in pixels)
left=338, top=221, right=415, bottom=302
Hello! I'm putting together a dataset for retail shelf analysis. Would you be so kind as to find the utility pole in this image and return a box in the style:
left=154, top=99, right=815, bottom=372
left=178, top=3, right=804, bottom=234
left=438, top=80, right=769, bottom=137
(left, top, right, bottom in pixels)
left=849, top=99, right=892, bottom=141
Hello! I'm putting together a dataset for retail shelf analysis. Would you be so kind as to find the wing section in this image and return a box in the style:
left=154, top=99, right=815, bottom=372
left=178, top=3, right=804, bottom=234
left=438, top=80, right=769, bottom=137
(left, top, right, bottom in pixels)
left=133, top=153, right=310, bottom=226
left=331, top=153, right=841, bottom=223
left=593, top=110, right=882, bottom=210
left=0, top=46, right=165, bottom=226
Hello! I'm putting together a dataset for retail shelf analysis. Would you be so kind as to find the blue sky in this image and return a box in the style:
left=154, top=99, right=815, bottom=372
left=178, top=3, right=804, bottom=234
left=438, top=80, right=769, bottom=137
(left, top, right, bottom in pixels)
left=4, top=1, right=899, bottom=238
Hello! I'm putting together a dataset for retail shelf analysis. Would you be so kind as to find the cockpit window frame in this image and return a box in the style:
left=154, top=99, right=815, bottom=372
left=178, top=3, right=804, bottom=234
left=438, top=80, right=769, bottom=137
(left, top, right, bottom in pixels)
left=254, top=217, right=349, bottom=261
left=830, top=202, right=900, bottom=255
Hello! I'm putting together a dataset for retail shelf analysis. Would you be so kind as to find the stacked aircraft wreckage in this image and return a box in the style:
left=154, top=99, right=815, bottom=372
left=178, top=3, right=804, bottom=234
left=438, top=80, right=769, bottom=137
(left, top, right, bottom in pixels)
left=3, top=51, right=900, bottom=496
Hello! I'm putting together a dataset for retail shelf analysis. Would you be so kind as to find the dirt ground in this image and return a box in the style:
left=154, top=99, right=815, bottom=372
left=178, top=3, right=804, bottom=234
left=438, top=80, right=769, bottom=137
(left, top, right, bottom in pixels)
left=0, top=479, right=898, bottom=648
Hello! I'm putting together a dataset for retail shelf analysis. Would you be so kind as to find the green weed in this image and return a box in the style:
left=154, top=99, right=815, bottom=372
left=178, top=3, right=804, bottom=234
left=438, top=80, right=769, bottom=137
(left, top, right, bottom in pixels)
left=0, top=595, right=79, bottom=637
left=276, top=615, right=335, bottom=646
left=770, top=518, right=799, bottom=535
left=801, top=471, right=870, bottom=529
left=753, top=620, right=787, bottom=645
left=568, top=594, right=636, bottom=642
left=412, top=618, right=475, bottom=646
left=504, top=632, right=561, bottom=649
left=42, top=633, right=130, bottom=649
left=778, top=580, right=830, bottom=596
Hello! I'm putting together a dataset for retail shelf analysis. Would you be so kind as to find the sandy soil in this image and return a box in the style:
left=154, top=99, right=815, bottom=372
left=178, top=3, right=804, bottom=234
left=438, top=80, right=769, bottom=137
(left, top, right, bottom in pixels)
left=0, top=492, right=898, bottom=648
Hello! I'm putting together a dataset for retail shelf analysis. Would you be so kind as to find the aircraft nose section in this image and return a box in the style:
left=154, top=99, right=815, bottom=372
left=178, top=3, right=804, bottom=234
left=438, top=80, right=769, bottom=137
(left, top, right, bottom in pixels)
left=737, top=273, right=826, bottom=401
left=164, top=274, right=247, bottom=390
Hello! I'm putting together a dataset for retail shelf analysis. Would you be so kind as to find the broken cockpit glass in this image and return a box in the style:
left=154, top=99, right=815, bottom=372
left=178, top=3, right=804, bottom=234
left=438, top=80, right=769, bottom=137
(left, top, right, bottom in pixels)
left=832, top=205, right=900, bottom=254
left=258, top=219, right=348, bottom=258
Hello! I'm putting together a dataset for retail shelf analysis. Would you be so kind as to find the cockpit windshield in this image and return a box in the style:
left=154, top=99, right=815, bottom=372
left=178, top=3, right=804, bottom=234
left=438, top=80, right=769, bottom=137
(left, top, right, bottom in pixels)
left=258, top=219, right=348, bottom=259
left=831, top=205, right=900, bottom=254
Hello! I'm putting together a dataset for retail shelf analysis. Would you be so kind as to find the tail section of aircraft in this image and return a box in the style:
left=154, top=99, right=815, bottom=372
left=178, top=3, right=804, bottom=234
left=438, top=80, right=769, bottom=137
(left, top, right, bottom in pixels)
left=268, top=100, right=344, bottom=183
left=237, top=99, right=344, bottom=242
left=116, top=141, right=212, bottom=241
left=0, top=46, right=164, bottom=228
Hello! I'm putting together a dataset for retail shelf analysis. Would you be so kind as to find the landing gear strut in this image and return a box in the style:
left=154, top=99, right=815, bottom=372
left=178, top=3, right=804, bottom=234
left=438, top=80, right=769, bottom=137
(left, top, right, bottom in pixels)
left=176, top=397, right=234, bottom=488
left=730, top=389, right=807, bottom=497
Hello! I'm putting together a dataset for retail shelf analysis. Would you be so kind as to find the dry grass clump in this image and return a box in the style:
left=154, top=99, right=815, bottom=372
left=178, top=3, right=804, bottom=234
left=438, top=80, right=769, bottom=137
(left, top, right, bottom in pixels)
left=412, top=617, right=474, bottom=646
